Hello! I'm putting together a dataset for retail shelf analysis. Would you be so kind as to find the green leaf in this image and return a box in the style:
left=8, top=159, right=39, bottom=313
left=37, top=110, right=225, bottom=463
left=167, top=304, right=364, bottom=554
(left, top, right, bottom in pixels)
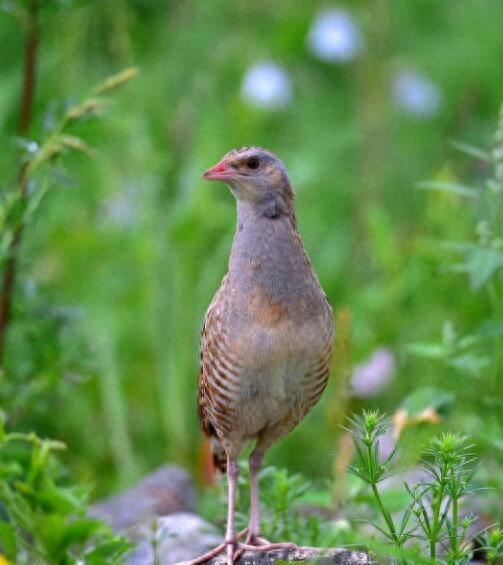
left=416, top=181, right=479, bottom=198
left=406, top=343, right=447, bottom=359
left=62, top=517, right=102, bottom=547
left=33, top=481, right=89, bottom=515
left=465, top=246, right=503, bottom=290
left=0, top=520, right=17, bottom=560
left=449, top=140, right=492, bottom=162
left=84, top=536, right=134, bottom=565
left=447, top=353, right=489, bottom=375
left=400, top=386, right=455, bottom=415
left=35, top=513, right=66, bottom=560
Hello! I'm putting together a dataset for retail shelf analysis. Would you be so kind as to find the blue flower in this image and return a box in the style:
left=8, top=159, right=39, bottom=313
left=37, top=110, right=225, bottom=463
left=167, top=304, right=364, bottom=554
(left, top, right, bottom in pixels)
left=392, top=70, right=442, bottom=118
left=307, top=9, right=363, bottom=63
left=241, top=61, right=292, bottom=110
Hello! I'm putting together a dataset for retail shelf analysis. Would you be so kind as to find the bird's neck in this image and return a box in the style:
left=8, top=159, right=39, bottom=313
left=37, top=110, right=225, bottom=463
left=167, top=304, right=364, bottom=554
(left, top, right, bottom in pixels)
left=227, top=197, right=310, bottom=302
left=236, top=194, right=296, bottom=229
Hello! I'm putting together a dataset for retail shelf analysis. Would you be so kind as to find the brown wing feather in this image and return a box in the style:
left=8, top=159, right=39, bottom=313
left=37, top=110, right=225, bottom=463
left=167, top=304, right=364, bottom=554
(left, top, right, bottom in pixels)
left=197, top=311, right=215, bottom=438
left=197, top=277, right=239, bottom=472
left=302, top=330, right=333, bottom=414
left=198, top=309, right=227, bottom=472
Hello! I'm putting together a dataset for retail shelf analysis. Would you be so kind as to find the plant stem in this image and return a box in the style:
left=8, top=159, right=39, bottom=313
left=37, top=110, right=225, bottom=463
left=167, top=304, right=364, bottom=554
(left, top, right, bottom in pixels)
left=371, top=483, right=399, bottom=546
left=364, top=439, right=399, bottom=546
left=430, top=465, right=447, bottom=560
left=0, top=0, right=39, bottom=363
left=430, top=537, right=436, bottom=561
left=451, top=495, right=459, bottom=555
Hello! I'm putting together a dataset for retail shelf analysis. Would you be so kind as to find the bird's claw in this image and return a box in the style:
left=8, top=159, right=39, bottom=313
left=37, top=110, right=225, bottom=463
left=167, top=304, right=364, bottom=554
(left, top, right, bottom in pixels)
left=184, top=528, right=248, bottom=565
left=232, top=535, right=297, bottom=561
left=186, top=533, right=297, bottom=564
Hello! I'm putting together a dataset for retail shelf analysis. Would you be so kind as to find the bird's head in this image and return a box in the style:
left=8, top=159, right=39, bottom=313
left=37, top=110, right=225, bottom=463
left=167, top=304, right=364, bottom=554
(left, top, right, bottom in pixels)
left=202, top=147, right=293, bottom=208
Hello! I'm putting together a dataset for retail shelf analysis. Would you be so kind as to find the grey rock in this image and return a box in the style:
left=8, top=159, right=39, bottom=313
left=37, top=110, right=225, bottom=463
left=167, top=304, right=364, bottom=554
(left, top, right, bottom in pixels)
left=89, top=465, right=196, bottom=532
left=205, top=547, right=374, bottom=565
left=127, top=512, right=223, bottom=565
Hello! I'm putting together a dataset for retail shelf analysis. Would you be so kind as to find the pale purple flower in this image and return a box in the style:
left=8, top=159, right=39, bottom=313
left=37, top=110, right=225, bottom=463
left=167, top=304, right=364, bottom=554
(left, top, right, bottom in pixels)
left=241, top=61, right=292, bottom=110
left=392, top=70, right=442, bottom=117
left=351, top=348, right=396, bottom=398
left=307, top=9, right=363, bottom=63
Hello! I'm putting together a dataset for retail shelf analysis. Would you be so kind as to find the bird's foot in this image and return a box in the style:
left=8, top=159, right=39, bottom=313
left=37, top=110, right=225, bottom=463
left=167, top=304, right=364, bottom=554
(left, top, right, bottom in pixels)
left=233, top=534, right=297, bottom=561
left=184, top=529, right=247, bottom=565
left=185, top=530, right=296, bottom=564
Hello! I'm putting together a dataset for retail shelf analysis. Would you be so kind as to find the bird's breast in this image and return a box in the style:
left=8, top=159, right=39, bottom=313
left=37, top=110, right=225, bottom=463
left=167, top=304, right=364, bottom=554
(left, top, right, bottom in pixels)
left=205, top=271, right=333, bottom=443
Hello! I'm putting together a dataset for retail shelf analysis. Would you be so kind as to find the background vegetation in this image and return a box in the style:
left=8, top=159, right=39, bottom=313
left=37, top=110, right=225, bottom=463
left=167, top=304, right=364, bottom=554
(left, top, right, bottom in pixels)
left=1, top=0, right=502, bottom=562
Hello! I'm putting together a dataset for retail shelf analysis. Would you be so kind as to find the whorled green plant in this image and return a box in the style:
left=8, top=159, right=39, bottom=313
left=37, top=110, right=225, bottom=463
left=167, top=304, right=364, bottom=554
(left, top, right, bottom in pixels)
left=415, top=432, right=478, bottom=562
left=345, top=411, right=413, bottom=553
left=478, top=527, right=503, bottom=565
left=347, top=410, right=501, bottom=564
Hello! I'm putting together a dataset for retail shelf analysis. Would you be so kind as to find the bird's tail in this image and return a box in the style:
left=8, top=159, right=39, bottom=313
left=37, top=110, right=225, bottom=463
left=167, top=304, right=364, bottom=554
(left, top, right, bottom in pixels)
left=210, top=436, right=227, bottom=473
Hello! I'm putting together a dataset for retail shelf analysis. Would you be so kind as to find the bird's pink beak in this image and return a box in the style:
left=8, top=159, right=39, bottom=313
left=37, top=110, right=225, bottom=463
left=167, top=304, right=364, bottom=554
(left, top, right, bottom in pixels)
left=202, top=159, right=236, bottom=181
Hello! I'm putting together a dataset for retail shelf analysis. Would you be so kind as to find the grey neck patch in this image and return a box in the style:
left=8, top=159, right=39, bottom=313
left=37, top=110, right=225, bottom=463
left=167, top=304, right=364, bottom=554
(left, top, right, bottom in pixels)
left=259, top=195, right=287, bottom=220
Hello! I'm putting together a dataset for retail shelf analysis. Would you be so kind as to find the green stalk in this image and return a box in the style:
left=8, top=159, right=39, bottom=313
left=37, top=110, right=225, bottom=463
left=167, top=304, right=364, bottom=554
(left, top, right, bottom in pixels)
left=450, top=495, right=459, bottom=556
left=430, top=464, right=447, bottom=560
left=366, top=442, right=399, bottom=546
left=371, top=483, right=399, bottom=545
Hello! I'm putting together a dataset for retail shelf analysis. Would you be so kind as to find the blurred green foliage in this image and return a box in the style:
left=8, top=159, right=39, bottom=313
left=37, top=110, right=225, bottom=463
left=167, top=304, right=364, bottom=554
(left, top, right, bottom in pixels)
left=0, top=0, right=502, bottom=550
left=0, top=414, right=131, bottom=563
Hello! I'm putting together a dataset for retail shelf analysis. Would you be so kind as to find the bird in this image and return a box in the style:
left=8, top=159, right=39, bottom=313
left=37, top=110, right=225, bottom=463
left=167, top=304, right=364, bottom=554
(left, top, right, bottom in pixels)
left=192, top=147, right=334, bottom=564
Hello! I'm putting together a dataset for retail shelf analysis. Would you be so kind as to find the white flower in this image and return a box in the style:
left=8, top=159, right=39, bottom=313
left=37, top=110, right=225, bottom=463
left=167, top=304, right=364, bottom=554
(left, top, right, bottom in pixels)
left=351, top=348, right=396, bottom=398
left=307, top=9, right=362, bottom=63
left=241, top=61, right=292, bottom=110
left=392, top=70, right=442, bottom=117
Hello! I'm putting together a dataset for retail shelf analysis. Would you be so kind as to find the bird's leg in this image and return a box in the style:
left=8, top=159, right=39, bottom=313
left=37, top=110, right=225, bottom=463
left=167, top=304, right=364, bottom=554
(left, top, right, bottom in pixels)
left=188, top=450, right=295, bottom=565
left=185, top=455, right=243, bottom=565
left=247, top=447, right=263, bottom=543
left=225, top=456, right=239, bottom=564
left=236, top=448, right=297, bottom=555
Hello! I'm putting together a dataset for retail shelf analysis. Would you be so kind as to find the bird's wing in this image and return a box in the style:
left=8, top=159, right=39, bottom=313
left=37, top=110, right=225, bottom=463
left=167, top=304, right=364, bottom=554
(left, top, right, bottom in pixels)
left=289, top=301, right=335, bottom=426
left=197, top=275, right=238, bottom=439
left=197, top=313, right=214, bottom=439
left=301, top=329, right=334, bottom=416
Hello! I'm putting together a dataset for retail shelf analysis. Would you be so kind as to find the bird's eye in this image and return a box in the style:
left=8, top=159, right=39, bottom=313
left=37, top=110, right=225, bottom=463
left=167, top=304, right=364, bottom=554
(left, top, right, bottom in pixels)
left=246, top=157, right=260, bottom=170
